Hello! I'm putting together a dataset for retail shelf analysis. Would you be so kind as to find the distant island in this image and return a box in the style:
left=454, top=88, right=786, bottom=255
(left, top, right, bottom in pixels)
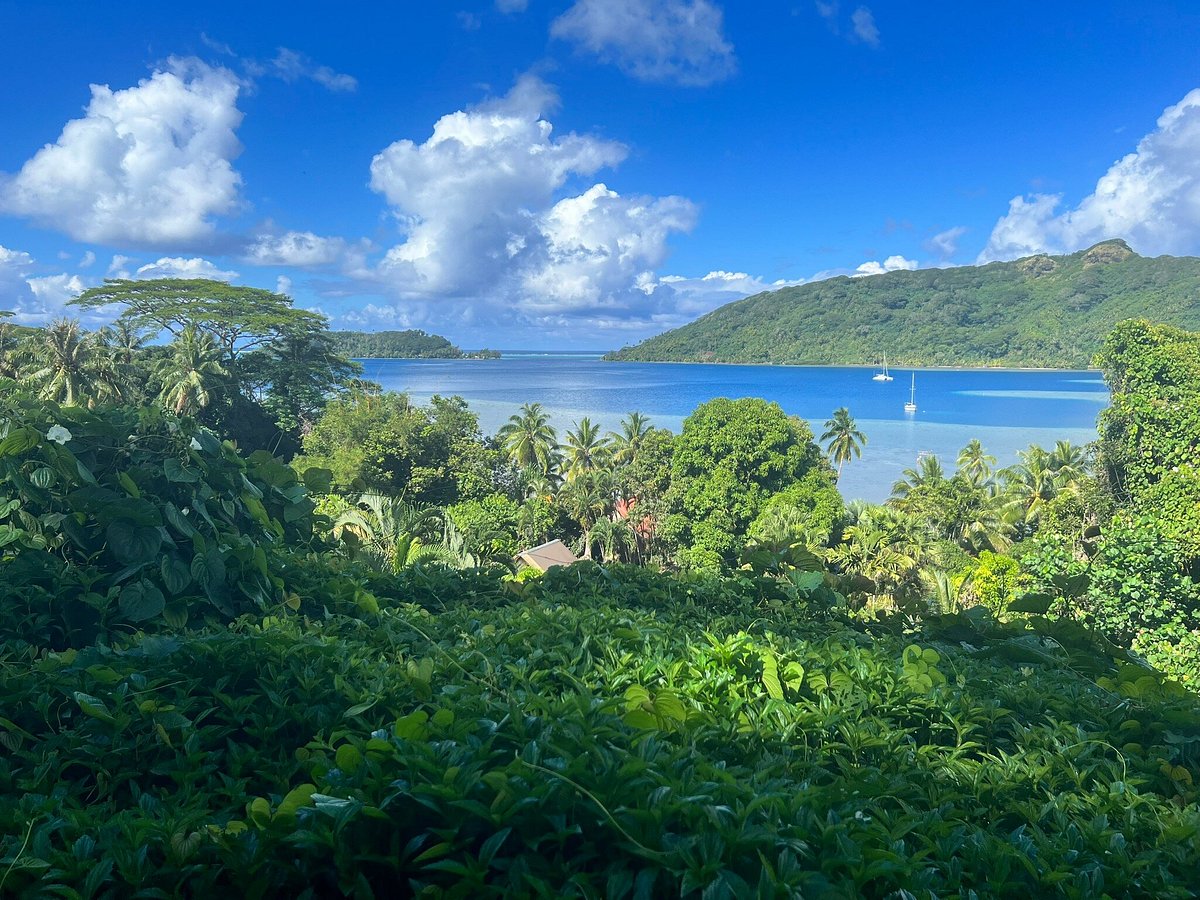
left=606, top=239, right=1200, bottom=368
left=330, top=329, right=500, bottom=359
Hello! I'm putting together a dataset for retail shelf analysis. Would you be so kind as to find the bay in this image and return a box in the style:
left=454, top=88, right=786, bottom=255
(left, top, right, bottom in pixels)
left=356, top=355, right=1107, bottom=504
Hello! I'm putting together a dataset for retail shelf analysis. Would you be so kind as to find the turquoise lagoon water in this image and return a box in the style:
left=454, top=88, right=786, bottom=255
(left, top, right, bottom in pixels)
left=356, top=355, right=1108, bottom=504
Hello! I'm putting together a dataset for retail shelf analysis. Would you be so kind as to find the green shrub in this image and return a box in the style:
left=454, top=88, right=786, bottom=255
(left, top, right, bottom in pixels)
left=0, top=386, right=325, bottom=646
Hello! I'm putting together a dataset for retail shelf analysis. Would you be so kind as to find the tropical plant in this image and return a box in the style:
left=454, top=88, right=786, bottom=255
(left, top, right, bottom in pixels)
left=891, top=453, right=946, bottom=499
left=497, top=402, right=559, bottom=475
left=820, top=407, right=867, bottom=477
left=334, top=493, right=451, bottom=573
left=562, top=417, right=610, bottom=481
left=20, top=318, right=116, bottom=406
left=608, top=411, right=653, bottom=465
left=956, top=438, right=997, bottom=486
left=559, top=469, right=612, bottom=559
left=154, top=325, right=229, bottom=416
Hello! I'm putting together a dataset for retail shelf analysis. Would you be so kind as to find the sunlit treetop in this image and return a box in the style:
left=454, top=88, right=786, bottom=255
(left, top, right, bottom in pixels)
left=72, top=278, right=327, bottom=360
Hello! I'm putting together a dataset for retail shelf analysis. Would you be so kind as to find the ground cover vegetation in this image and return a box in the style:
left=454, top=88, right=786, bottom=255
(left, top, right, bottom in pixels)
left=607, top=240, right=1200, bottom=368
left=1, top=279, right=1199, bottom=895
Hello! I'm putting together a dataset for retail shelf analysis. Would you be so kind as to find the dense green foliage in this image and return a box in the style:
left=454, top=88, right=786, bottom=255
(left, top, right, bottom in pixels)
left=664, top=398, right=837, bottom=569
left=1095, top=320, right=1200, bottom=570
left=4, top=558, right=1200, bottom=896
left=3, top=299, right=1200, bottom=894
left=292, top=392, right=509, bottom=506
left=608, top=240, right=1200, bottom=367
left=0, top=279, right=362, bottom=455
left=328, top=329, right=500, bottom=359
left=0, top=385, right=328, bottom=649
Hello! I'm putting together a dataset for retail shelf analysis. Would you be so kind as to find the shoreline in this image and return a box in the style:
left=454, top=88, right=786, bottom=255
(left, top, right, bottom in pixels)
left=600, top=358, right=1102, bottom=373
left=365, top=355, right=1103, bottom=374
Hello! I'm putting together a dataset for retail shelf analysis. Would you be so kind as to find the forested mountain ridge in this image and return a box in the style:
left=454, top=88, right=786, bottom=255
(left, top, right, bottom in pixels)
left=607, top=240, right=1200, bottom=368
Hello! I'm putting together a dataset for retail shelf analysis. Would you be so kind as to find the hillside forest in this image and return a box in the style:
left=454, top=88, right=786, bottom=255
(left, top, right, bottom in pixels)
left=328, top=330, right=500, bottom=360
left=608, top=240, right=1200, bottom=368
left=0, top=278, right=1198, bottom=895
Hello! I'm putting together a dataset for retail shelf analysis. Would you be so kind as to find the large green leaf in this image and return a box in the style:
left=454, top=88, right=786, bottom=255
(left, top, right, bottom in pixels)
left=1009, top=592, right=1054, bottom=615
left=106, top=519, right=163, bottom=565
left=0, top=426, right=40, bottom=458
left=119, top=580, right=165, bottom=622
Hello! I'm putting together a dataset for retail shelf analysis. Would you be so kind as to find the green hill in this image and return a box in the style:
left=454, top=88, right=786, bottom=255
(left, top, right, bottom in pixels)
left=328, top=329, right=503, bottom=359
left=607, top=240, right=1200, bottom=368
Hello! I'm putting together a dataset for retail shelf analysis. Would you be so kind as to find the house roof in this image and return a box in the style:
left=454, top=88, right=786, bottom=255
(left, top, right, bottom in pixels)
left=515, top=539, right=578, bottom=572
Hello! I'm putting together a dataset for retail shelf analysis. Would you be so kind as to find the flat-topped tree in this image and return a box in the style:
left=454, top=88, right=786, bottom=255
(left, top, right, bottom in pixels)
left=71, top=278, right=326, bottom=365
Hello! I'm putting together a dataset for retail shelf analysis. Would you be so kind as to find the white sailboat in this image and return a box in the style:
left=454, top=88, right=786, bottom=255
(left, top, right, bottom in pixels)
left=904, top=373, right=917, bottom=412
left=872, top=354, right=893, bottom=381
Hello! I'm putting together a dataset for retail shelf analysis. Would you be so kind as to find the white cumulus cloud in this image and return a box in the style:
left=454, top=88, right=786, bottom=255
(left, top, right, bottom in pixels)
left=853, top=254, right=917, bottom=276
left=0, top=58, right=244, bottom=247
left=243, top=231, right=346, bottom=267
left=368, top=76, right=626, bottom=298
left=0, top=245, right=91, bottom=323
left=522, top=183, right=697, bottom=311
left=551, top=0, right=736, bottom=86
left=354, top=76, right=700, bottom=333
left=134, top=257, right=238, bottom=280
left=979, top=88, right=1200, bottom=262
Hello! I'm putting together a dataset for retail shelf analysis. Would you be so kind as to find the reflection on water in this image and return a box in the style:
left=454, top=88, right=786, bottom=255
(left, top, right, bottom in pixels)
left=357, top=358, right=1108, bottom=503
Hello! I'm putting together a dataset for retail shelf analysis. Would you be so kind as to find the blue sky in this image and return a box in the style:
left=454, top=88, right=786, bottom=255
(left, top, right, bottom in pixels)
left=2, top=1, right=1200, bottom=349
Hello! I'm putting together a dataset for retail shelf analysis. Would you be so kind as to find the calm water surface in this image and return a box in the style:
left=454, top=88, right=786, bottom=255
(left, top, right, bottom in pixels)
left=357, top=354, right=1108, bottom=503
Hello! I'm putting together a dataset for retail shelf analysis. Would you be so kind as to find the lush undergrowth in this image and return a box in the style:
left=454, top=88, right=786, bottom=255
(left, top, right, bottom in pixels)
left=3, top=564, right=1199, bottom=897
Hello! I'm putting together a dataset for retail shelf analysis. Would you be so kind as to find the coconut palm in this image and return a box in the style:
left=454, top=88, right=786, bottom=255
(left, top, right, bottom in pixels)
left=608, top=412, right=653, bottom=465
left=334, top=493, right=450, bottom=573
left=102, top=318, right=148, bottom=366
left=560, top=469, right=612, bottom=559
left=1048, top=440, right=1088, bottom=488
left=956, top=439, right=997, bottom=486
left=953, top=491, right=1016, bottom=553
left=890, top=454, right=946, bottom=499
left=562, top=417, right=610, bottom=481
left=154, top=326, right=228, bottom=416
left=591, top=516, right=636, bottom=564
left=820, top=407, right=867, bottom=477
left=0, top=312, right=24, bottom=380
left=497, top=403, right=559, bottom=475
left=1002, top=445, right=1060, bottom=524
left=21, top=318, right=110, bottom=406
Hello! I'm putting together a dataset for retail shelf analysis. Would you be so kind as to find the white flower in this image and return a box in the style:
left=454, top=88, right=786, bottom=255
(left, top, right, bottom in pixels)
left=189, top=438, right=202, bottom=450
left=46, top=425, right=72, bottom=444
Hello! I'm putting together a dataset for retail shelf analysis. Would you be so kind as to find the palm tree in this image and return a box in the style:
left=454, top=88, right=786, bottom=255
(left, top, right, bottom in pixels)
left=334, top=493, right=450, bottom=573
left=497, top=403, right=559, bottom=475
left=956, top=439, right=997, bottom=487
left=22, top=319, right=106, bottom=406
left=154, top=326, right=228, bottom=416
left=591, top=516, right=636, bottom=564
left=1048, top=440, right=1088, bottom=488
left=560, top=469, right=611, bottom=559
left=821, top=408, right=867, bottom=477
left=1003, top=445, right=1059, bottom=520
left=953, top=491, right=1016, bottom=553
left=608, top=412, right=653, bottom=466
left=562, top=417, right=610, bottom=481
left=0, top=311, right=19, bottom=379
left=890, top=454, right=945, bottom=499
left=102, top=318, right=147, bottom=366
